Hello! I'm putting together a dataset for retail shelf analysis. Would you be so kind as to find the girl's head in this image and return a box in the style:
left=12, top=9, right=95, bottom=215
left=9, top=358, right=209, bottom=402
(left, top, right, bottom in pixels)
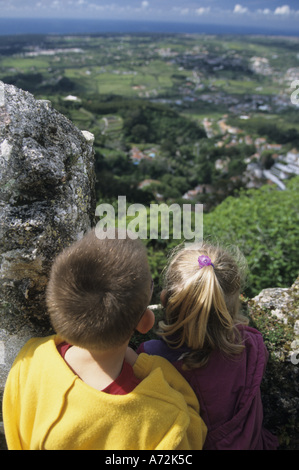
left=159, top=242, right=248, bottom=369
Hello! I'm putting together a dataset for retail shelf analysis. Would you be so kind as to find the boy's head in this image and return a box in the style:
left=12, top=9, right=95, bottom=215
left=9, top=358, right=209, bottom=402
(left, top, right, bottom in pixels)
left=46, top=229, right=153, bottom=350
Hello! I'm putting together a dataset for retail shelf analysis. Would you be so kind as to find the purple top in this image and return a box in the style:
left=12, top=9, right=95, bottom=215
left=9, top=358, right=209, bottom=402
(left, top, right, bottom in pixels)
left=137, top=325, right=279, bottom=450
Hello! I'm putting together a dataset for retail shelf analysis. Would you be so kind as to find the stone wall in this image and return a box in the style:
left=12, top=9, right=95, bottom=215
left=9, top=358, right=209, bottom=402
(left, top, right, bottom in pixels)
left=247, top=277, right=299, bottom=450
left=0, top=81, right=96, bottom=404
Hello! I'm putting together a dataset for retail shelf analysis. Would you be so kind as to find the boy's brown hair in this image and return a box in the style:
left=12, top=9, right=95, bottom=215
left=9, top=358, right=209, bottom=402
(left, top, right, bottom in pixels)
left=46, top=229, right=152, bottom=350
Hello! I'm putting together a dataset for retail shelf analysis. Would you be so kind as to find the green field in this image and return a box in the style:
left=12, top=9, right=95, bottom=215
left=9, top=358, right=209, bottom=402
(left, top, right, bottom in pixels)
left=1, top=33, right=297, bottom=113
left=1, top=32, right=298, bottom=206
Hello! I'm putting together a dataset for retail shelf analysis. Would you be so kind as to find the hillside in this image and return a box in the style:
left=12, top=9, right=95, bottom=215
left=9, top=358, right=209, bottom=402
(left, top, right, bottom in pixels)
left=1, top=33, right=299, bottom=209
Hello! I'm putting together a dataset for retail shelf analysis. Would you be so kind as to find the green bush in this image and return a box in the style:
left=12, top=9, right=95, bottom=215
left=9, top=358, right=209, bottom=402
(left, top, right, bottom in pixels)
left=141, top=177, right=298, bottom=299
left=203, top=176, right=299, bottom=296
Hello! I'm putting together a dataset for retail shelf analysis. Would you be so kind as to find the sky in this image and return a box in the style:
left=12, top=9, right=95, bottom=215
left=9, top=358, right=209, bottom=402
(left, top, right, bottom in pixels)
left=0, top=0, right=299, bottom=31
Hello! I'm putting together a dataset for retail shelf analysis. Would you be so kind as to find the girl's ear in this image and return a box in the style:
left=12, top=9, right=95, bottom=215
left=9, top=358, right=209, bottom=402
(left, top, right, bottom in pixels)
left=160, top=289, right=168, bottom=307
left=136, top=309, right=155, bottom=334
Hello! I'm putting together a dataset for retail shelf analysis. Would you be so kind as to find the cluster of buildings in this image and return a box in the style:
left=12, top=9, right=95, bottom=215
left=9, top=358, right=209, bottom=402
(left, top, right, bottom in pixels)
left=182, top=184, right=215, bottom=201
left=23, top=47, right=84, bottom=57
left=205, top=116, right=299, bottom=193
left=249, top=56, right=273, bottom=76
left=262, top=150, right=299, bottom=191
left=130, top=146, right=157, bottom=165
left=134, top=110, right=299, bottom=201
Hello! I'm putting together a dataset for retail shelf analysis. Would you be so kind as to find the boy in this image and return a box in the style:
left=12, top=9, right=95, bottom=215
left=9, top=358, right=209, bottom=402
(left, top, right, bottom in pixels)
left=3, top=229, right=207, bottom=450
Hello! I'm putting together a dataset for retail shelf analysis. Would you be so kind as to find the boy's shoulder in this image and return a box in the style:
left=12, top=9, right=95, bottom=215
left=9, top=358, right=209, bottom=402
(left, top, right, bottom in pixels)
left=8, top=335, right=67, bottom=385
left=133, top=352, right=199, bottom=411
left=4, top=339, right=206, bottom=449
left=12, top=335, right=59, bottom=364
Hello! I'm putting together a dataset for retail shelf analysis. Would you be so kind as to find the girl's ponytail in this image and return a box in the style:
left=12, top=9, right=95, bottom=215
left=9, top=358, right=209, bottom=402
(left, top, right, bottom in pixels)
left=158, top=243, right=248, bottom=369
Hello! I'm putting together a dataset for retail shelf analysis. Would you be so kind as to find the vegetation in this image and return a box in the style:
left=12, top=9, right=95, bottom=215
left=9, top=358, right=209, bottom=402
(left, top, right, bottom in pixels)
left=203, top=176, right=299, bottom=296
left=1, top=32, right=298, bottom=299
left=135, top=176, right=299, bottom=301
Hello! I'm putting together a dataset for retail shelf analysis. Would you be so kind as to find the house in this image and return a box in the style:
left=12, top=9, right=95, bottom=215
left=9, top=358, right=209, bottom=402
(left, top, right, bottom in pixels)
left=182, top=184, right=214, bottom=200
left=215, top=158, right=230, bottom=172
left=218, top=119, right=240, bottom=136
left=130, top=147, right=147, bottom=164
left=138, top=179, right=160, bottom=189
left=285, top=149, right=299, bottom=165
left=64, top=95, right=81, bottom=102
left=130, top=147, right=155, bottom=165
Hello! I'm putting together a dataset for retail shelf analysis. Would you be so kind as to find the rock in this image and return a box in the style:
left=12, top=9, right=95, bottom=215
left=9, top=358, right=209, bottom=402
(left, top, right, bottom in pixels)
left=0, top=421, right=6, bottom=451
left=247, top=276, right=299, bottom=450
left=0, top=81, right=96, bottom=401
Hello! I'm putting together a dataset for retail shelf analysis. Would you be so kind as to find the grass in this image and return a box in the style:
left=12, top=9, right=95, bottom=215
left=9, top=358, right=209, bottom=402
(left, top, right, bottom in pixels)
left=1, top=33, right=297, bottom=133
left=0, top=56, right=50, bottom=72
left=96, top=75, right=136, bottom=96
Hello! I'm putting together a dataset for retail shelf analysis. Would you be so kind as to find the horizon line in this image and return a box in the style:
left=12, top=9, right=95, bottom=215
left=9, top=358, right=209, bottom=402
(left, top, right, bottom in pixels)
left=0, top=17, right=298, bottom=38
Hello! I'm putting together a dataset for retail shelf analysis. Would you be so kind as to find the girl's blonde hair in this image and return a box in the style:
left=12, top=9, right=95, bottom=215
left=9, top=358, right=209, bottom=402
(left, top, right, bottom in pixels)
left=158, top=242, right=248, bottom=369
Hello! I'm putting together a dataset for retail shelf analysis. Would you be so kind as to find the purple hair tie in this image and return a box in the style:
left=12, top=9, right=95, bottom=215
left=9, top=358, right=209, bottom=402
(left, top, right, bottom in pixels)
left=198, top=255, right=214, bottom=269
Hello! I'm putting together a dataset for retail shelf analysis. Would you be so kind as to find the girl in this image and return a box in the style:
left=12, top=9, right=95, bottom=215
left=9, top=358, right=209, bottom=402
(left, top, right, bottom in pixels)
left=137, top=243, right=279, bottom=450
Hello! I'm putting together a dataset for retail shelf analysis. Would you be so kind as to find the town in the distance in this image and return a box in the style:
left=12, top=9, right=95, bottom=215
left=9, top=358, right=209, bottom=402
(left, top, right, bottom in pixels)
left=1, top=32, right=299, bottom=210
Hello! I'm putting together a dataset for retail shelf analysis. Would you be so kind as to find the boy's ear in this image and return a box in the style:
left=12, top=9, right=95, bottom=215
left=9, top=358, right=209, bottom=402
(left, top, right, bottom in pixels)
left=136, top=309, right=155, bottom=334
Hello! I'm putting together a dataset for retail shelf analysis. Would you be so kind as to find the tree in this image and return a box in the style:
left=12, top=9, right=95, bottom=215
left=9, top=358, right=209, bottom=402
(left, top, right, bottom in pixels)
left=143, top=177, right=299, bottom=299
left=130, top=124, right=149, bottom=142
left=203, top=177, right=299, bottom=296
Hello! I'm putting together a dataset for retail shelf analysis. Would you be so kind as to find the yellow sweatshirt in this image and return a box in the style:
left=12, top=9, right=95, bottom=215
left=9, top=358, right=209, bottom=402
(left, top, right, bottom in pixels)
left=3, top=335, right=207, bottom=450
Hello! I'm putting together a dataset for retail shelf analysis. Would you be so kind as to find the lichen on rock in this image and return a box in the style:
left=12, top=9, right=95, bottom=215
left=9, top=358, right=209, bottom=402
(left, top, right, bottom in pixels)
left=0, top=81, right=96, bottom=394
left=247, top=276, right=299, bottom=450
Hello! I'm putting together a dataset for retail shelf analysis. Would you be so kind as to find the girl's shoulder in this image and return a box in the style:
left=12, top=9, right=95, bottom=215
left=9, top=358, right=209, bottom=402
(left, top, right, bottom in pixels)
left=236, top=323, right=264, bottom=342
left=137, top=339, right=189, bottom=363
left=235, top=323, right=268, bottom=362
